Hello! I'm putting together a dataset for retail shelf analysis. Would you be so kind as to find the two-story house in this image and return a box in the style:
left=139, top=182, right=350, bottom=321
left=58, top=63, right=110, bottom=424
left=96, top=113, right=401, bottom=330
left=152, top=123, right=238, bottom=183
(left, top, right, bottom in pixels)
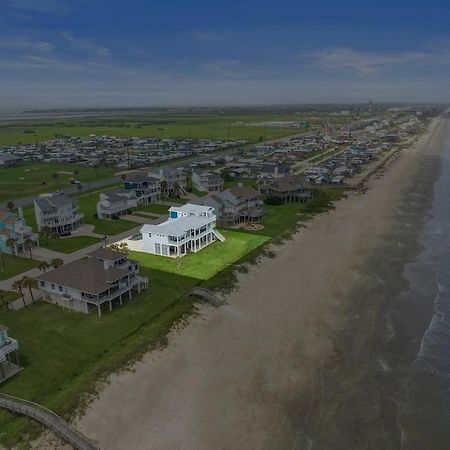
left=34, top=194, right=84, bottom=236
left=191, top=170, right=224, bottom=193
left=123, top=173, right=161, bottom=205
left=0, top=207, right=39, bottom=254
left=0, top=324, right=20, bottom=383
left=147, top=167, right=187, bottom=196
left=260, top=175, right=313, bottom=203
left=36, top=248, right=148, bottom=316
left=96, top=189, right=138, bottom=219
left=139, top=204, right=225, bottom=257
left=194, top=186, right=266, bottom=227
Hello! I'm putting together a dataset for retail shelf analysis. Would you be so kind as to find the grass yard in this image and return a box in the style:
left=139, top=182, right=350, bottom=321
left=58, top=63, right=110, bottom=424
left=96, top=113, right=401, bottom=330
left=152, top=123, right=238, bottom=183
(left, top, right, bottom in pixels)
left=137, top=203, right=170, bottom=215
left=0, top=163, right=117, bottom=203
left=223, top=178, right=257, bottom=190
left=76, top=192, right=137, bottom=236
left=40, top=236, right=101, bottom=253
left=131, top=229, right=270, bottom=280
left=0, top=254, right=39, bottom=281
left=0, top=268, right=199, bottom=447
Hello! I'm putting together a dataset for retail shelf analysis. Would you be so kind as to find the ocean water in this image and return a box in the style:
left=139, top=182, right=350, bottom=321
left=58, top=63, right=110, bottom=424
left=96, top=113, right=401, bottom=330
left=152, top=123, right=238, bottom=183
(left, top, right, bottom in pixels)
left=391, top=126, right=450, bottom=449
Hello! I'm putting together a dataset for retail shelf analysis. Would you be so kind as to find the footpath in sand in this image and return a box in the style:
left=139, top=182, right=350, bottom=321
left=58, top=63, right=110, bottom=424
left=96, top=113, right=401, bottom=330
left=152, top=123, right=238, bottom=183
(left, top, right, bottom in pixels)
left=75, top=117, right=447, bottom=450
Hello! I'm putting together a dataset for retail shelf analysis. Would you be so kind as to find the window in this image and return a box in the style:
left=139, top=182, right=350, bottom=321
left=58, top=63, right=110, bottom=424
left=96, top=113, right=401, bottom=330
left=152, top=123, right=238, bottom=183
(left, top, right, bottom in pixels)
left=148, top=233, right=152, bottom=237
left=39, top=281, right=45, bottom=287
left=51, top=284, right=55, bottom=290
left=155, top=243, right=161, bottom=254
left=58, top=285, right=63, bottom=292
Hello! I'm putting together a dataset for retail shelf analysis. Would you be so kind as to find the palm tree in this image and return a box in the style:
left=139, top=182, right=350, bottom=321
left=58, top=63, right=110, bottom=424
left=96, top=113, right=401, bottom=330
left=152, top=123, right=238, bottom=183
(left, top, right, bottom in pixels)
left=24, top=239, right=34, bottom=259
left=6, top=201, right=15, bottom=211
left=21, top=277, right=37, bottom=304
left=6, top=237, right=17, bottom=256
left=52, top=172, right=58, bottom=188
left=173, top=182, right=181, bottom=198
left=121, top=173, right=127, bottom=184
left=0, top=290, right=11, bottom=312
left=12, top=279, right=26, bottom=308
left=38, top=260, right=50, bottom=272
left=40, top=226, right=52, bottom=245
left=50, top=258, right=63, bottom=269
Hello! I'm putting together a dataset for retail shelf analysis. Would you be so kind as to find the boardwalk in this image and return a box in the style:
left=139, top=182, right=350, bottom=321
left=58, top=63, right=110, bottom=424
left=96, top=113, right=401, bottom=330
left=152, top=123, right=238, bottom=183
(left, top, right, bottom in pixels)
left=0, top=393, right=99, bottom=450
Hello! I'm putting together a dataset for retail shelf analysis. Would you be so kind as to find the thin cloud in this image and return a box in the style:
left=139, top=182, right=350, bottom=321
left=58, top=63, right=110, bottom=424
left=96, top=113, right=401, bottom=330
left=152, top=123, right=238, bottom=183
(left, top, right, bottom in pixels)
left=61, top=32, right=111, bottom=57
left=0, top=37, right=54, bottom=52
left=307, top=47, right=428, bottom=75
left=191, top=29, right=228, bottom=41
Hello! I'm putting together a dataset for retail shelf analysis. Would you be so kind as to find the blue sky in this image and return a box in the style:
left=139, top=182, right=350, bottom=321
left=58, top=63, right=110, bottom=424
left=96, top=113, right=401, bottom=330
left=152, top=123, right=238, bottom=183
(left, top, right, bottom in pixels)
left=1, top=0, right=450, bottom=109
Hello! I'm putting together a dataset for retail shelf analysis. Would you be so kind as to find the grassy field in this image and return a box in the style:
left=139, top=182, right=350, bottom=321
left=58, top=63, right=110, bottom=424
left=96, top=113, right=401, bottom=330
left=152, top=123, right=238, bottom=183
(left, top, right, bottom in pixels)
left=40, top=236, right=101, bottom=253
left=0, top=254, right=39, bottom=281
left=131, top=230, right=270, bottom=280
left=0, top=112, right=323, bottom=147
left=0, top=268, right=199, bottom=447
left=0, top=163, right=117, bottom=203
left=137, top=203, right=170, bottom=215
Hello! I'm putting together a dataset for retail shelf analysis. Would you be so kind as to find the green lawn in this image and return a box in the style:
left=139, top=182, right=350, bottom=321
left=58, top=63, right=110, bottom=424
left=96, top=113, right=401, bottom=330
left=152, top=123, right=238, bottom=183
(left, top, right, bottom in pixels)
left=0, top=268, right=199, bottom=447
left=137, top=203, right=170, bottom=215
left=131, top=230, right=270, bottom=280
left=223, top=178, right=257, bottom=190
left=41, top=236, right=101, bottom=253
left=0, top=254, right=39, bottom=281
left=0, top=163, right=117, bottom=203
left=76, top=193, right=137, bottom=236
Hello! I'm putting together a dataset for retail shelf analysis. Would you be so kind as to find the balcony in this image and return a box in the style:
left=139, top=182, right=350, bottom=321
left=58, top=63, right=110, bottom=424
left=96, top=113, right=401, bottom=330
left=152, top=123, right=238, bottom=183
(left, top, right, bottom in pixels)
left=0, top=339, right=18, bottom=362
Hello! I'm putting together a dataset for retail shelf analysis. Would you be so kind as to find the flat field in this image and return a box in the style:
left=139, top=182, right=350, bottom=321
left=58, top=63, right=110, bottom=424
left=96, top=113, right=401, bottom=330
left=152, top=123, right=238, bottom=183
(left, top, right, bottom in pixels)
left=0, top=254, right=39, bottom=281
left=0, top=112, right=329, bottom=147
left=0, top=163, right=117, bottom=203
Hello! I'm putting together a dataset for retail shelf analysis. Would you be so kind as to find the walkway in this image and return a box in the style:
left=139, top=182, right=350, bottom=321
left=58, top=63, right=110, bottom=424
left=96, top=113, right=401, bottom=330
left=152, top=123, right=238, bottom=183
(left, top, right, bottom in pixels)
left=0, top=393, right=99, bottom=450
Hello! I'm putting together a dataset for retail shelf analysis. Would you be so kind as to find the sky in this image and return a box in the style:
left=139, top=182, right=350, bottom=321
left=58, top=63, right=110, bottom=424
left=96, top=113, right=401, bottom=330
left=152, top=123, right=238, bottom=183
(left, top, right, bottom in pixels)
left=1, top=0, right=450, bottom=110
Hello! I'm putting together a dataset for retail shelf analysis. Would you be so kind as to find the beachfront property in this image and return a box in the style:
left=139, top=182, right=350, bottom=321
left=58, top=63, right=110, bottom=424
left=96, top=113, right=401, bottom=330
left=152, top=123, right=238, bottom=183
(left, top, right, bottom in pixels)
left=260, top=175, right=313, bottom=203
left=123, top=172, right=161, bottom=205
left=0, top=324, right=20, bottom=383
left=36, top=248, right=148, bottom=316
left=96, top=189, right=138, bottom=219
left=194, top=186, right=266, bottom=227
left=147, top=167, right=187, bottom=196
left=191, top=169, right=224, bottom=193
left=139, top=203, right=225, bottom=257
left=0, top=207, right=39, bottom=254
left=34, top=193, right=84, bottom=236
left=256, top=163, right=291, bottom=190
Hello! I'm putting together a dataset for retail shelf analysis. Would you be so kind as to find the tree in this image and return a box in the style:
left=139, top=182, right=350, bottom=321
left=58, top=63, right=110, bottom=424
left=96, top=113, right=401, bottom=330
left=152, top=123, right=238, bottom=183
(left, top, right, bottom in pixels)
left=38, top=261, right=50, bottom=272
left=40, top=226, right=52, bottom=245
left=6, top=201, right=15, bottom=211
left=5, top=238, right=17, bottom=256
left=121, top=173, right=127, bottom=184
left=73, top=169, right=79, bottom=177
left=0, top=290, right=11, bottom=312
left=52, top=172, right=58, bottom=187
left=21, top=277, right=37, bottom=304
left=50, top=258, right=63, bottom=269
left=173, top=182, right=181, bottom=197
left=24, top=239, right=34, bottom=259
left=12, top=279, right=26, bottom=308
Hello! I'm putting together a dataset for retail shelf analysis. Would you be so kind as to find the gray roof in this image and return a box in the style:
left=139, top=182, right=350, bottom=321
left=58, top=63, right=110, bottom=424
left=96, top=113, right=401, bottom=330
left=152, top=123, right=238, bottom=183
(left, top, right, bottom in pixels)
left=0, top=155, right=20, bottom=163
left=36, top=258, right=129, bottom=295
left=227, top=186, right=259, bottom=200
left=0, top=324, right=8, bottom=332
left=88, top=248, right=127, bottom=261
left=34, top=195, right=75, bottom=212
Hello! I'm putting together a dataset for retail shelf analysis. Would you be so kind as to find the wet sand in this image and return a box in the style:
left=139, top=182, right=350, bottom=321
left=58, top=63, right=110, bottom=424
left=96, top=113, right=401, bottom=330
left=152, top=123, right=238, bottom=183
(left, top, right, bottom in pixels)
left=76, top=117, right=448, bottom=450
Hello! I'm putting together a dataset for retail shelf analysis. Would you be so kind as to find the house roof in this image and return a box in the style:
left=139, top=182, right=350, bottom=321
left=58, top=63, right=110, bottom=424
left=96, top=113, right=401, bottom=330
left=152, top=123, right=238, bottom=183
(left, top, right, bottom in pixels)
left=227, top=186, right=259, bottom=200
left=87, top=248, right=127, bottom=261
left=141, top=214, right=211, bottom=237
left=36, top=258, right=128, bottom=295
left=34, top=195, right=75, bottom=212
left=0, top=324, right=8, bottom=332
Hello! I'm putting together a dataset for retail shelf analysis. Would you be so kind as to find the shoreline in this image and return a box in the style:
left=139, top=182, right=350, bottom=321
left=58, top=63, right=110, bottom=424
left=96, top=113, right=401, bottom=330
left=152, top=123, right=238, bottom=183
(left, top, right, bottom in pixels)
left=73, top=116, right=447, bottom=449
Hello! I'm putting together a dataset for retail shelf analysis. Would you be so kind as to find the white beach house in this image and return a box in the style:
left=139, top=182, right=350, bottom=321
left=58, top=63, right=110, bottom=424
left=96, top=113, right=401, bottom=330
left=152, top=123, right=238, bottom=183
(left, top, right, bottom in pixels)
left=139, top=204, right=225, bottom=257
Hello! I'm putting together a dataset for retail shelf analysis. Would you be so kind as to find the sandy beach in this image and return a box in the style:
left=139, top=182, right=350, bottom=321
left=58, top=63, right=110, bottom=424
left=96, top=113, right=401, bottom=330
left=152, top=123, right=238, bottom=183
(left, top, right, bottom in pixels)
left=75, top=116, right=448, bottom=450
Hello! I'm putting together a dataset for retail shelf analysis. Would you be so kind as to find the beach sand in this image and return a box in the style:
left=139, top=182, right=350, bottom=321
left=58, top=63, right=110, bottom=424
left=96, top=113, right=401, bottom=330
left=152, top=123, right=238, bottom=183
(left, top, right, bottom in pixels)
left=76, top=117, right=448, bottom=450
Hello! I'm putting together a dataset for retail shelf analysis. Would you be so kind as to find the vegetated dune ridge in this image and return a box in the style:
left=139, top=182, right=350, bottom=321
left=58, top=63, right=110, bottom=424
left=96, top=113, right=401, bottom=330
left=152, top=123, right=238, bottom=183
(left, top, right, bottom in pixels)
left=74, top=117, right=446, bottom=450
